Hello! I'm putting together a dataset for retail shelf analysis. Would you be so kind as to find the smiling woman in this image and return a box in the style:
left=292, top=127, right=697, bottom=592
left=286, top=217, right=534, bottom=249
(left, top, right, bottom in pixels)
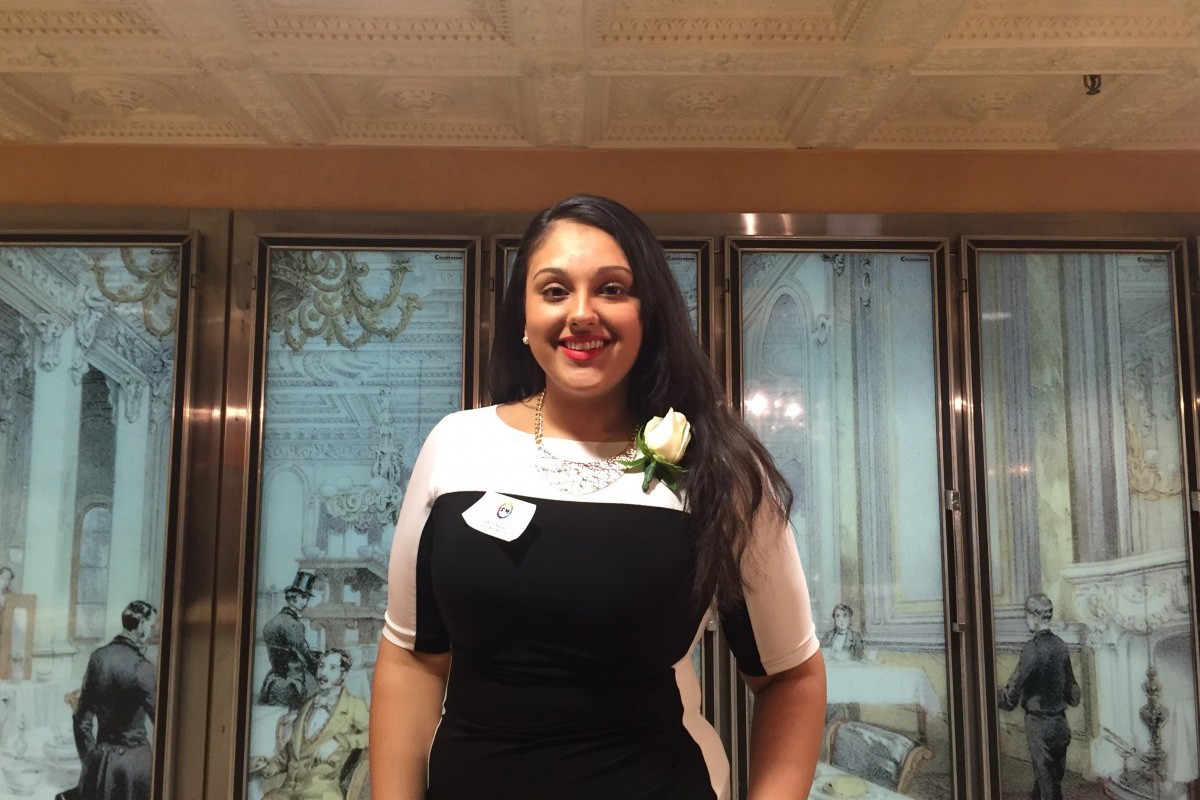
left=521, top=221, right=643, bottom=418
left=369, top=195, right=827, bottom=800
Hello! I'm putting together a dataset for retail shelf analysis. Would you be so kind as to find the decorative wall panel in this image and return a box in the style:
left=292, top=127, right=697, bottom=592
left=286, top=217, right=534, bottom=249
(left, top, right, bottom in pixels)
left=0, top=235, right=191, bottom=799
left=731, top=240, right=954, bottom=800
left=243, top=237, right=475, bottom=798
left=970, top=242, right=1199, bottom=799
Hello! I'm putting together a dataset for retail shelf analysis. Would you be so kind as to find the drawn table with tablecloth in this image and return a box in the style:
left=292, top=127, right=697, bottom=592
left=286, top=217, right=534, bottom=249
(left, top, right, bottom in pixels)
left=809, top=761, right=910, bottom=799
left=824, top=661, right=943, bottom=741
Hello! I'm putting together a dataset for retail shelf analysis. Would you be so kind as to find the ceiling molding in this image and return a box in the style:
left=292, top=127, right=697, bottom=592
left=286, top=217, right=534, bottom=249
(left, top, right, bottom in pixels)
left=0, top=0, right=1196, bottom=149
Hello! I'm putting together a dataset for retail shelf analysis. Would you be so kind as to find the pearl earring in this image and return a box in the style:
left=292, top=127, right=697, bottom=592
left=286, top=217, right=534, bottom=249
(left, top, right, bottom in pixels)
left=522, top=334, right=529, bottom=345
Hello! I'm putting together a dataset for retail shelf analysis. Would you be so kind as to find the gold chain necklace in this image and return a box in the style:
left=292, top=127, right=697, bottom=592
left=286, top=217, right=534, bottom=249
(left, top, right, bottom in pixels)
left=532, top=390, right=638, bottom=495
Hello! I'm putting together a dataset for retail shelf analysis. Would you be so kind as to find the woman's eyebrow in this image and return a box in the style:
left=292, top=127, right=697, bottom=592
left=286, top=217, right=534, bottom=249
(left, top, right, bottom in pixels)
left=529, top=266, right=566, bottom=280
left=529, top=264, right=633, bottom=280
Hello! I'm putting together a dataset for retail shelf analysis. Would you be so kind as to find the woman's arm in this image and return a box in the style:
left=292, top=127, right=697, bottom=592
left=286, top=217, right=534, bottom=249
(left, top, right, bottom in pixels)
left=742, top=649, right=827, bottom=800
left=369, top=640, right=451, bottom=800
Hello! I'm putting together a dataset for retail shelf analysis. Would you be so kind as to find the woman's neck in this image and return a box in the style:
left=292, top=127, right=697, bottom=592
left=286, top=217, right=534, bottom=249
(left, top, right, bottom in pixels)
left=538, top=388, right=636, bottom=442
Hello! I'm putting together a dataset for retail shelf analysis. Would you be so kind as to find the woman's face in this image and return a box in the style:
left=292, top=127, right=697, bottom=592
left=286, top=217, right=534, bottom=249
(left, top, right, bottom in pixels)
left=524, top=221, right=643, bottom=407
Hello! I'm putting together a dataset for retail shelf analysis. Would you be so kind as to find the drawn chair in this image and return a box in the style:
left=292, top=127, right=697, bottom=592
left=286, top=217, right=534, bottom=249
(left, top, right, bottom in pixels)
left=822, top=719, right=934, bottom=794
left=340, top=747, right=369, bottom=800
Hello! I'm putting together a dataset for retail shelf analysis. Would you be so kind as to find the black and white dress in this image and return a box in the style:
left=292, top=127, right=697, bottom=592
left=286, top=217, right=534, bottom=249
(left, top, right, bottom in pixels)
left=383, top=406, right=818, bottom=800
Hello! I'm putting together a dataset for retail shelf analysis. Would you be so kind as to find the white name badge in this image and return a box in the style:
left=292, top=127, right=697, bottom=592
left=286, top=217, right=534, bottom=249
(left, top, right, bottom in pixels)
left=461, top=492, right=536, bottom=542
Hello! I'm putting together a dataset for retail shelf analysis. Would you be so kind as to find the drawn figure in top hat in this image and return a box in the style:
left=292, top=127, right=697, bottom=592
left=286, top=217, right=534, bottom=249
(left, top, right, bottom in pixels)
left=259, top=570, right=321, bottom=710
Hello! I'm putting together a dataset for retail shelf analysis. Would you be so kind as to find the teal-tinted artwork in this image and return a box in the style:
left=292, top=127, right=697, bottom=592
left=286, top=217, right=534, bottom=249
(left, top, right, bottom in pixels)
left=739, top=250, right=949, bottom=799
left=978, top=250, right=1198, bottom=798
left=666, top=251, right=699, bottom=332
left=247, top=246, right=466, bottom=798
left=0, top=243, right=182, bottom=797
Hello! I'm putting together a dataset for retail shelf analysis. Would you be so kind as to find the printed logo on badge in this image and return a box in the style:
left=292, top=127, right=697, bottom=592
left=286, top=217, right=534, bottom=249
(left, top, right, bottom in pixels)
left=462, top=492, right=535, bottom=542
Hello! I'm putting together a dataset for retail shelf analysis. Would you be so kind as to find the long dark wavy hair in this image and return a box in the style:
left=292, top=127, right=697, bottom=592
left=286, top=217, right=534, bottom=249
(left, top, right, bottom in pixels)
left=489, top=194, right=794, bottom=611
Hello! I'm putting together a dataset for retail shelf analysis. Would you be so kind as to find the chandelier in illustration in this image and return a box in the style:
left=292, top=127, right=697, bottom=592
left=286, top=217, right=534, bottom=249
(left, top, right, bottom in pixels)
left=90, top=247, right=179, bottom=337
left=319, top=405, right=405, bottom=546
left=269, top=250, right=423, bottom=353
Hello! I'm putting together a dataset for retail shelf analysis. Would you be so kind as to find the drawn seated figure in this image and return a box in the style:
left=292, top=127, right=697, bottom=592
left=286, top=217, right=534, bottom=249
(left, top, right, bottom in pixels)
left=820, top=603, right=865, bottom=662
left=251, top=648, right=369, bottom=800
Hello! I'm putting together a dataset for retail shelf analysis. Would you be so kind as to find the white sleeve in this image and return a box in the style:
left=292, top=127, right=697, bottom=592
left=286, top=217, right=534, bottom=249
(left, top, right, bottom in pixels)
left=382, top=417, right=448, bottom=652
left=720, top=508, right=819, bottom=676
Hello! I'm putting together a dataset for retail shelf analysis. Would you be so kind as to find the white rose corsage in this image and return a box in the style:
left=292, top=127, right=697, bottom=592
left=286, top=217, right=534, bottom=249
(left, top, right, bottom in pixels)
left=620, top=408, right=692, bottom=492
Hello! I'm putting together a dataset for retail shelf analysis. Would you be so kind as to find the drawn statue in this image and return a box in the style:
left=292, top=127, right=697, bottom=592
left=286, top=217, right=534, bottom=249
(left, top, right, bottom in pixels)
left=998, top=593, right=1082, bottom=800
left=260, top=570, right=321, bottom=710
left=71, top=600, right=158, bottom=800
left=0, top=564, right=35, bottom=681
left=251, top=648, right=369, bottom=800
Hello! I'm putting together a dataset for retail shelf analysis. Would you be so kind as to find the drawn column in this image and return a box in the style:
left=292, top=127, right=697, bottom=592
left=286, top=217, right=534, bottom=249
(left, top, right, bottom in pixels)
left=0, top=327, right=28, bottom=549
left=107, top=377, right=152, bottom=614
left=20, top=312, right=82, bottom=679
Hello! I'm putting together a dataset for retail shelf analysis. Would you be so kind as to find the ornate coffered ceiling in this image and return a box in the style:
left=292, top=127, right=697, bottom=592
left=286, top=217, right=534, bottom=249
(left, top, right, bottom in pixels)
left=0, top=0, right=1198, bottom=149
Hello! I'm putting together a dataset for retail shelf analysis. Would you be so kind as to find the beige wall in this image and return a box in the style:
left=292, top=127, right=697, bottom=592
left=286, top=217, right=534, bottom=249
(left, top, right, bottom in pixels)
left=3, top=145, right=1200, bottom=213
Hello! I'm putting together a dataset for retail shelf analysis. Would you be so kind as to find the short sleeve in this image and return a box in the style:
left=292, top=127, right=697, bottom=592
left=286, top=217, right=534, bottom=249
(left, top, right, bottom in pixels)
left=720, top=509, right=818, bottom=677
left=382, top=418, right=450, bottom=653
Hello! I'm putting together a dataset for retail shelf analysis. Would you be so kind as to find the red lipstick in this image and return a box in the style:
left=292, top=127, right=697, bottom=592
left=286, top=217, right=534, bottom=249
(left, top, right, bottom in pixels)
left=559, top=335, right=610, bottom=361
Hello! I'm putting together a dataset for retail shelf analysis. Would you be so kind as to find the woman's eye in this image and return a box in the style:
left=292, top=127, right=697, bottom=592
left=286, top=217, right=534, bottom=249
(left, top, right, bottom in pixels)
left=600, top=283, right=628, bottom=297
left=540, top=285, right=568, bottom=300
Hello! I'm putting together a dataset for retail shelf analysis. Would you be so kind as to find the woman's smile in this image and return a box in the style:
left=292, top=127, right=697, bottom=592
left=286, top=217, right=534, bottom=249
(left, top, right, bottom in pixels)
left=560, top=335, right=611, bottom=360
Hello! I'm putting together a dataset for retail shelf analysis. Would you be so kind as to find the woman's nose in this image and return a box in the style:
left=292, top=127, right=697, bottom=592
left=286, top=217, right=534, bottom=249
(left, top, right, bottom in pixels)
left=568, top=293, right=598, bottom=325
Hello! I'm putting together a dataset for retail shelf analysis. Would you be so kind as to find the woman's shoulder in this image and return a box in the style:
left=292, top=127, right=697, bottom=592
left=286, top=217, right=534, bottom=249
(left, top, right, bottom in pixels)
left=426, top=405, right=520, bottom=446
left=430, top=405, right=497, bottom=434
left=436, top=404, right=500, bottom=426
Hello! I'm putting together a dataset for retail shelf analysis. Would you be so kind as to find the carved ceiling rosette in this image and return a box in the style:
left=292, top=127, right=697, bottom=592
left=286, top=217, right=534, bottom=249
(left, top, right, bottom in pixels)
left=941, top=77, right=1041, bottom=123
left=372, top=78, right=456, bottom=115
left=70, top=75, right=177, bottom=117
left=659, top=78, right=743, bottom=118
